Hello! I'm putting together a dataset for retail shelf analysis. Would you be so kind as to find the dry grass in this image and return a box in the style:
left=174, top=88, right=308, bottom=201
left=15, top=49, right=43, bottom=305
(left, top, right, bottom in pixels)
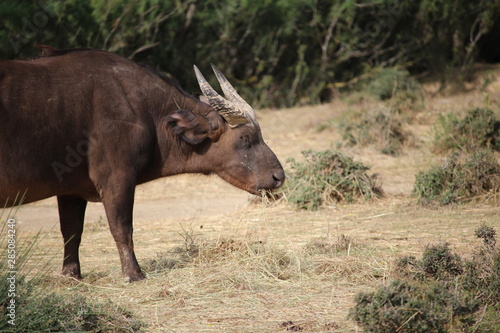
left=11, top=72, right=500, bottom=332
left=19, top=199, right=499, bottom=332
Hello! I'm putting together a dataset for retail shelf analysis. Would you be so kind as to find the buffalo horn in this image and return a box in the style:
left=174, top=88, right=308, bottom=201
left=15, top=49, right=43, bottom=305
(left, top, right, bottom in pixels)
left=193, top=65, right=251, bottom=127
left=210, top=64, right=256, bottom=121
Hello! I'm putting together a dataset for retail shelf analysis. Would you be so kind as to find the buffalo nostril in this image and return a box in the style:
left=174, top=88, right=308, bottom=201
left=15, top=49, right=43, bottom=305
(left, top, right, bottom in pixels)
left=272, top=170, right=285, bottom=188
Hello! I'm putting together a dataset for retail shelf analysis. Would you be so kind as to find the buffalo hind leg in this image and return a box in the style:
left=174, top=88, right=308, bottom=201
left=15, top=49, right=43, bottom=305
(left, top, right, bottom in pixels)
left=57, top=195, right=87, bottom=279
left=101, top=180, right=145, bottom=282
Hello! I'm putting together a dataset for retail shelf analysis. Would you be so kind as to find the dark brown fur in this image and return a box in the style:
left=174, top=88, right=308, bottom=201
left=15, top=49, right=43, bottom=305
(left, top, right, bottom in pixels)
left=0, top=47, right=284, bottom=281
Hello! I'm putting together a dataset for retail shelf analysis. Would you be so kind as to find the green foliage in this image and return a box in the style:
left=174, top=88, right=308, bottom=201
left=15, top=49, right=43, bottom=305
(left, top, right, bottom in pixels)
left=413, top=149, right=500, bottom=206
left=475, top=224, right=496, bottom=247
left=8, top=294, right=144, bottom=333
left=420, top=243, right=463, bottom=278
left=433, top=108, right=500, bottom=153
left=365, top=68, right=422, bottom=101
left=279, top=150, right=382, bottom=210
left=352, top=279, right=469, bottom=333
left=416, top=0, right=500, bottom=69
left=1, top=1, right=500, bottom=108
left=339, top=106, right=414, bottom=156
left=352, top=226, right=500, bottom=332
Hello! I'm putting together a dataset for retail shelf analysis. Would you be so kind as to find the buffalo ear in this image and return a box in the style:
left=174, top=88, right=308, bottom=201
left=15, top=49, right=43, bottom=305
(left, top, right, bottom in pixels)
left=165, top=110, right=209, bottom=145
left=193, top=93, right=210, bottom=105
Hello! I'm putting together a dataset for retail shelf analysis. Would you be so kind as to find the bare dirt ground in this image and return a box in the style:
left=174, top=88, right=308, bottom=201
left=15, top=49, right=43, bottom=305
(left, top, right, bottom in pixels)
left=7, top=77, right=500, bottom=332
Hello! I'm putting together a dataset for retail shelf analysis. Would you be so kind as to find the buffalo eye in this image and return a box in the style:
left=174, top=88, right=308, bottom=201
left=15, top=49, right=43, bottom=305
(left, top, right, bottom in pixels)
left=237, top=135, right=251, bottom=149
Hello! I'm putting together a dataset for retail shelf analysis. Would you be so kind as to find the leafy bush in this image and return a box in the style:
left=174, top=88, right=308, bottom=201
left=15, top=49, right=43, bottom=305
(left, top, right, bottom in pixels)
left=351, top=225, right=500, bottom=332
left=365, top=68, right=422, bottom=101
left=2, top=1, right=500, bottom=108
left=339, top=106, right=414, bottom=156
left=413, top=149, right=500, bottom=206
left=278, top=150, right=383, bottom=210
left=352, top=279, right=474, bottom=333
left=420, top=243, right=463, bottom=278
left=9, top=294, right=144, bottom=333
left=475, top=224, right=496, bottom=247
left=433, top=108, right=500, bottom=153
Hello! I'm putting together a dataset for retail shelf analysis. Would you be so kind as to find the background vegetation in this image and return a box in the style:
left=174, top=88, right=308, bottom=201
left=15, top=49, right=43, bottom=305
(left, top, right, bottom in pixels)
left=352, top=225, right=499, bottom=332
left=1, top=0, right=500, bottom=107
left=278, top=150, right=383, bottom=210
left=414, top=149, right=500, bottom=206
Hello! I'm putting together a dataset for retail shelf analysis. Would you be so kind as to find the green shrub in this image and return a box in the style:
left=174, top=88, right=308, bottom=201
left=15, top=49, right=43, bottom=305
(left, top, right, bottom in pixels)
left=420, top=243, right=463, bottom=278
left=351, top=279, right=474, bottom=333
left=338, top=106, right=414, bottom=156
left=365, top=68, right=422, bottom=101
left=3, top=1, right=500, bottom=108
left=433, top=108, right=500, bottom=153
left=352, top=226, right=500, bottom=332
left=413, top=149, right=500, bottom=206
left=10, top=294, right=144, bottom=333
left=278, top=150, right=383, bottom=210
left=475, top=224, right=497, bottom=247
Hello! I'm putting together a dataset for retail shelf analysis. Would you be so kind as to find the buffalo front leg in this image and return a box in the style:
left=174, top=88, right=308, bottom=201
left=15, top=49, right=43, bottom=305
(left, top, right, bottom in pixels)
left=101, top=181, right=145, bottom=282
left=57, top=195, right=87, bottom=279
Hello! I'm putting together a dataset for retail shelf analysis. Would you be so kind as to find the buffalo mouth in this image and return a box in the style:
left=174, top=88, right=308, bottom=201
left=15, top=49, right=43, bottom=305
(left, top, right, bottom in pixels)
left=217, top=169, right=285, bottom=196
left=254, top=170, right=286, bottom=194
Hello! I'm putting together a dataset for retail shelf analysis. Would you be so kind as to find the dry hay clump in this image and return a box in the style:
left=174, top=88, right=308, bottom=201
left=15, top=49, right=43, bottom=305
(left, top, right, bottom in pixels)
left=143, top=231, right=376, bottom=289
left=143, top=235, right=308, bottom=282
left=351, top=224, right=500, bottom=333
left=414, top=149, right=500, bottom=206
left=277, top=150, right=383, bottom=210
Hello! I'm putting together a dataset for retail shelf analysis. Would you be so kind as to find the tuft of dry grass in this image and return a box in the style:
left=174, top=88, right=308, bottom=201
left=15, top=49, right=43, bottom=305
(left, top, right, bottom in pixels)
left=13, top=195, right=499, bottom=332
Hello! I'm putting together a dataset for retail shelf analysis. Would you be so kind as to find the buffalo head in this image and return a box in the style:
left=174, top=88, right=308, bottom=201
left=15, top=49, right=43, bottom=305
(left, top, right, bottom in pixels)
left=165, top=65, right=285, bottom=195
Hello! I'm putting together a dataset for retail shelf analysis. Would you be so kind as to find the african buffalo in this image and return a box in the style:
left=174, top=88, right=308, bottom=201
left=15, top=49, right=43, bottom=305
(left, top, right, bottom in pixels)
left=0, top=46, right=285, bottom=282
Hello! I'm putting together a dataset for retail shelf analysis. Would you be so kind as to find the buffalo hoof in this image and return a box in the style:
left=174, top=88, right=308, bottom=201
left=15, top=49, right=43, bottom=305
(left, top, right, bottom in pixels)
left=61, top=265, right=82, bottom=280
left=60, top=271, right=83, bottom=280
left=124, top=271, right=146, bottom=283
